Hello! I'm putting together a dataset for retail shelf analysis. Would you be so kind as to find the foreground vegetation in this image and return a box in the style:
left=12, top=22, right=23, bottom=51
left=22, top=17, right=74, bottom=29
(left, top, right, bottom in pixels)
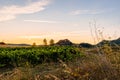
left=0, top=46, right=82, bottom=67
left=0, top=45, right=120, bottom=80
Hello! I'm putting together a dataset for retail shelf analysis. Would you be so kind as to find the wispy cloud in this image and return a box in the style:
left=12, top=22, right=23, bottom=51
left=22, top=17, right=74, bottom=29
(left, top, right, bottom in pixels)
left=70, top=9, right=105, bottom=15
left=24, top=20, right=59, bottom=23
left=0, top=0, right=51, bottom=22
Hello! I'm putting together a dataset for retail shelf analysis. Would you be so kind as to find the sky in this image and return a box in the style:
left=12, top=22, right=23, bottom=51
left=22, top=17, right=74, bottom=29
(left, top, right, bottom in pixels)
left=0, top=0, right=120, bottom=45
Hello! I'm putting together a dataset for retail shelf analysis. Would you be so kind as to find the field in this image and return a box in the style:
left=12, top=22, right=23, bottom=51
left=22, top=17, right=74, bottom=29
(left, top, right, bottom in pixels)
left=0, top=45, right=120, bottom=80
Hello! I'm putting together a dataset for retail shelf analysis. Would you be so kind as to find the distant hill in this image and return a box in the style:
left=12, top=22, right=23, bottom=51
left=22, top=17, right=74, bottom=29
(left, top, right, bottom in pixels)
left=79, top=43, right=94, bottom=48
left=1, top=38, right=120, bottom=47
left=56, top=39, right=73, bottom=46
left=0, top=42, right=6, bottom=45
left=111, top=38, right=120, bottom=45
left=97, top=38, right=120, bottom=46
left=7, top=43, right=31, bottom=47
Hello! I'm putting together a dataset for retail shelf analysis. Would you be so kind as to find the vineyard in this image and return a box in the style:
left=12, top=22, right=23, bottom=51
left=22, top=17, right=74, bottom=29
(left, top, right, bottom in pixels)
left=0, top=45, right=120, bottom=80
left=0, top=46, right=83, bottom=67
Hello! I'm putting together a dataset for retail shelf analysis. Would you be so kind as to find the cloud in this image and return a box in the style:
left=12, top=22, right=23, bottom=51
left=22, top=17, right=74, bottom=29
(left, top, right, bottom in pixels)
left=24, top=20, right=59, bottom=23
left=70, top=9, right=104, bottom=15
left=0, top=15, right=16, bottom=22
left=0, top=0, right=51, bottom=22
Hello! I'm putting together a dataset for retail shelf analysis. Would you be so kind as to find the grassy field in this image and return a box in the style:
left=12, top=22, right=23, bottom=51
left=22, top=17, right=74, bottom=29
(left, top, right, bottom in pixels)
left=0, top=45, right=120, bottom=80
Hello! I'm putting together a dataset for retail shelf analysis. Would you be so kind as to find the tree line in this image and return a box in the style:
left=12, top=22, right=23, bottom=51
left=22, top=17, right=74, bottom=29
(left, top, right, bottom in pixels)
left=32, top=38, right=55, bottom=46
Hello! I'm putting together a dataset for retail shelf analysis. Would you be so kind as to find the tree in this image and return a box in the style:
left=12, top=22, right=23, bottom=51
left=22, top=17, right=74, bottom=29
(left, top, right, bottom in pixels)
left=43, top=38, right=47, bottom=45
left=49, top=39, right=54, bottom=45
left=32, top=42, right=36, bottom=47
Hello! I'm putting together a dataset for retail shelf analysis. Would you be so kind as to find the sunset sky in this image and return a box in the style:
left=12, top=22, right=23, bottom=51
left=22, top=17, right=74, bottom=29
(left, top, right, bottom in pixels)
left=0, top=0, right=120, bottom=45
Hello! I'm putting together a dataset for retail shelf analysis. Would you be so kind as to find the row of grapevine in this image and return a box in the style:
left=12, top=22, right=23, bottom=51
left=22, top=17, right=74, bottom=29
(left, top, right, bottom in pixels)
left=0, top=46, right=83, bottom=67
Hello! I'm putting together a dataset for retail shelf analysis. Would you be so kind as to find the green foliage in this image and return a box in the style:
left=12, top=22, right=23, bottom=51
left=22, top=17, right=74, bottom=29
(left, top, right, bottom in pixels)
left=0, top=46, right=82, bottom=67
left=49, top=39, right=54, bottom=45
left=43, top=38, right=47, bottom=45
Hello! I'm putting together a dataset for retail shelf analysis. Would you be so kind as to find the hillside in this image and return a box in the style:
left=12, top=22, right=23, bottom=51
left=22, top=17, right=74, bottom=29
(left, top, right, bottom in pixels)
left=97, top=38, right=120, bottom=46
